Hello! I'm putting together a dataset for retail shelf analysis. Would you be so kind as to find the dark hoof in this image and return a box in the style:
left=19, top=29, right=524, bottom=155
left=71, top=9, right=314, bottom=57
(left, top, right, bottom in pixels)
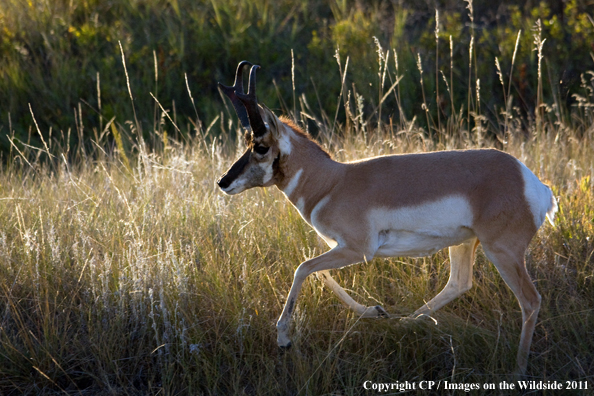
left=375, top=305, right=389, bottom=318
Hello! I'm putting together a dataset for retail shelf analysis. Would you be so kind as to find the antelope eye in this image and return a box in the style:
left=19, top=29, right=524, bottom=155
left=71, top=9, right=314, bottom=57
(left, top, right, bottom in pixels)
left=254, top=145, right=269, bottom=155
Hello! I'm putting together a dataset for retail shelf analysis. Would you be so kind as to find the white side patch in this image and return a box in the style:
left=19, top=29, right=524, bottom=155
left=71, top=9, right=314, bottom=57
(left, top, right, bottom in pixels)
left=282, top=169, right=303, bottom=198
left=368, top=196, right=475, bottom=258
left=310, top=196, right=330, bottom=227
left=259, top=162, right=274, bottom=184
left=296, top=197, right=305, bottom=213
left=517, top=159, right=557, bottom=228
left=310, top=196, right=338, bottom=248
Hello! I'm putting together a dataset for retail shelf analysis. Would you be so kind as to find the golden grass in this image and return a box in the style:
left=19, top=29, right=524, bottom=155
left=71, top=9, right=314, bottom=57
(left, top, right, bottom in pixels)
left=0, top=107, right=592, bottom=394
left=1, top=16, right=594, bottom=390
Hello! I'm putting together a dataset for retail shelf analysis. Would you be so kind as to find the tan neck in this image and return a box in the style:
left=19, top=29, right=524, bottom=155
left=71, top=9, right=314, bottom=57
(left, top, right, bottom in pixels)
left=275, top=125, right=342, bottom=221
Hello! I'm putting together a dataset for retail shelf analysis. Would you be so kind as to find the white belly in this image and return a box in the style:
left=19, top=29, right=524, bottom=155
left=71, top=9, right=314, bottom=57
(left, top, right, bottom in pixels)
left=374, top=228, right=475, bottom=257
left=369, top=195, right=475, bottom=258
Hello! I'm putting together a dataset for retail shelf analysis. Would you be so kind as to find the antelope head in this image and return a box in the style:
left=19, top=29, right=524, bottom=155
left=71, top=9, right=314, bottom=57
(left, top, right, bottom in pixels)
left=217, top=61, right=284, bottom=195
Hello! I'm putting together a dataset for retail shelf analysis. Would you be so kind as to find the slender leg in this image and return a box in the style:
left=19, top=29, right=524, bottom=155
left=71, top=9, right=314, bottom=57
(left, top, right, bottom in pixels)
left=317, top=270, right=389, bottom=318
left=276, top=247, right=363, bottom=347
left=413, top=238, right=479, bottom=317
left=481, top=243, right=541, bottom=375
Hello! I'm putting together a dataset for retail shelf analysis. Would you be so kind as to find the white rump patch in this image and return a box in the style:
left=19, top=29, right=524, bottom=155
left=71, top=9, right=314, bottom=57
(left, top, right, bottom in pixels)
left=516, top=159, right=557, bottom=228
left=368, top=196, right=475, bottom=258
left=282, top=169, right=303, bottom=198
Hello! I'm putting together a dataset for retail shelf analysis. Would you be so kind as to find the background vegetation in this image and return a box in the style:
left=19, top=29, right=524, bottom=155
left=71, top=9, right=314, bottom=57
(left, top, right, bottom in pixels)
left=0, top=0, right=593, bottom=395
left=1, top=0, right=594, bottom=152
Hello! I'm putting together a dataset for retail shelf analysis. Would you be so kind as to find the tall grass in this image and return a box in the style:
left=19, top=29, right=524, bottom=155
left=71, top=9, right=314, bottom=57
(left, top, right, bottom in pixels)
left=1, top=10, right=594, bottom=396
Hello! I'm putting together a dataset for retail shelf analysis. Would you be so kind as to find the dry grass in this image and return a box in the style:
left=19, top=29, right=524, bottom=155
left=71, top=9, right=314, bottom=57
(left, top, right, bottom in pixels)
left=1, top=25, right=594, bottom=394
left=0, top=109, right=592, bottom=394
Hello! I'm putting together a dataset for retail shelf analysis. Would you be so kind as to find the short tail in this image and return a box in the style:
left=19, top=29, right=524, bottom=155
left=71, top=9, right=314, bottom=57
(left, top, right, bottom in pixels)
left=545, top=187, right=558, bottom=226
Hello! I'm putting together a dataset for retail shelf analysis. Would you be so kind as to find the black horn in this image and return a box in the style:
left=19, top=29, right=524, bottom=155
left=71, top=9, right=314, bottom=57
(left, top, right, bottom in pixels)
left=218, top=61, right=253, bottom=131
left=236, top=65, right=268, bottom=138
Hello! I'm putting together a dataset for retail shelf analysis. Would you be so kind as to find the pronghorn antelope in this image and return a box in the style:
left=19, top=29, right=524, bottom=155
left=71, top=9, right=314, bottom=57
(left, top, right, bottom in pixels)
left=217, top=61, right=557, bottom=374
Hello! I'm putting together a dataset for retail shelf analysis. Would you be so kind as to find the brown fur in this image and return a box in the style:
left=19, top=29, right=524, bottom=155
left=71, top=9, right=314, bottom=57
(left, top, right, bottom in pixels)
left=276, top=127, right=534, bottom=240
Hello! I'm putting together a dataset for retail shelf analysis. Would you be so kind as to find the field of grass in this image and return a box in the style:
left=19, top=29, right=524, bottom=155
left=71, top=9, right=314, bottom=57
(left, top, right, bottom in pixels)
left=0, top=61, right=593, bottom=394
left=1, top=1, right=594, bottom=395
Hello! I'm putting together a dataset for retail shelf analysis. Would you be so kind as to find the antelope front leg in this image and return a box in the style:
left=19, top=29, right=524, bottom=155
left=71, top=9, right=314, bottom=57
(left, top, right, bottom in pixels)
left=276, top=247, right=363, bottom=348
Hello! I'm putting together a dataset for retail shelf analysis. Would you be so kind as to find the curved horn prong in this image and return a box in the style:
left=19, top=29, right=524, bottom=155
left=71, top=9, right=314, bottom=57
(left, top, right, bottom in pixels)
left=236, top=65, right=268, bottom=137
left=246, top=64, right=259, bottom=96
left=218, top=61, right=253, bottom=131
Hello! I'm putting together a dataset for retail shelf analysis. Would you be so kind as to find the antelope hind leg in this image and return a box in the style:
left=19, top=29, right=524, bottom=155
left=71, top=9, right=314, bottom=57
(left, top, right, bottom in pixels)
left=317, top=270, right=389, bottom=318
left=412, top=238, right=479, bottom=318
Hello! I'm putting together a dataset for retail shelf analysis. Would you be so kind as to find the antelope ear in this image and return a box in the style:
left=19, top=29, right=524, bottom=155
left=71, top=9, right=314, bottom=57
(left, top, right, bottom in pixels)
left=263, top=108, right=281, bottom=140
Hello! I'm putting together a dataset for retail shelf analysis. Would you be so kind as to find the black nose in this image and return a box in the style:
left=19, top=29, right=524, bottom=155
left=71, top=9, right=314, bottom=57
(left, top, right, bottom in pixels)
left=217, top=175, right=230, bottom=189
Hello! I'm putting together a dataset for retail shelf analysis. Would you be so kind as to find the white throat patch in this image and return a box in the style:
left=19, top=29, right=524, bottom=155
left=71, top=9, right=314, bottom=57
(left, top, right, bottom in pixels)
left=260, top=162, right=274, bottom=184
left=282, top=169, right=303, bottom=198
left=277, top=127, right=293, bottom=155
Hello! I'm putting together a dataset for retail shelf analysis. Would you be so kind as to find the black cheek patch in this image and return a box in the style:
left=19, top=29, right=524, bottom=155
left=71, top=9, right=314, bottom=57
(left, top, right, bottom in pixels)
left=272, top=154, right=283, bottom=181
left=219, top=150, right=251, bottom=188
